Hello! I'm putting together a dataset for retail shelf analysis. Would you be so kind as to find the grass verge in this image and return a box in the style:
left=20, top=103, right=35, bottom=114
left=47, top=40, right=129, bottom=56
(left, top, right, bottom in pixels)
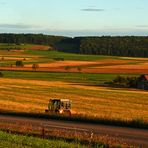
left=0, top=130, right=86, bottom=148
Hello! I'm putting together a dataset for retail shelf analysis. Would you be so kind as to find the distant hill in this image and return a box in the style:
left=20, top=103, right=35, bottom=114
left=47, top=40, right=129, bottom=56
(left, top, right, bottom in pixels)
left=1, top=34, right=148, bottom=57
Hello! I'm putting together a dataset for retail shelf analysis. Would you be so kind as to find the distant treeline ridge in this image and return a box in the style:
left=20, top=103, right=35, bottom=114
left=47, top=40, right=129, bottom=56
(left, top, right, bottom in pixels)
left=1, top=33, right=148, bottom=57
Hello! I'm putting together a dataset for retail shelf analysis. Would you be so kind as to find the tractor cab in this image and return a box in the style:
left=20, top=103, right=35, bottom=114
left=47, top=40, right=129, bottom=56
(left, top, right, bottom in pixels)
left=45, top=98, right=71, bottom=115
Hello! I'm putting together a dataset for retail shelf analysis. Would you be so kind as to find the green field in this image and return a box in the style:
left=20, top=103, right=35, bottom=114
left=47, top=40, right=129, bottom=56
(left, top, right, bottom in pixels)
left=0, top=43, right=32, bottom=50
left=25, top=50, right=120, bottom=61
left=2, top=71, right=137, bottom=85
left=0, top=131, right=86, bottom=148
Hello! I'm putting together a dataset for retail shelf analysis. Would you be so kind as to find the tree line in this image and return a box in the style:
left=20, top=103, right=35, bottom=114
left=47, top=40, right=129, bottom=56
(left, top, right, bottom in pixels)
left=0, top=33, right=67, bottom=46
left=56, top=36, right=148, bottom=57
left=1, top=34, right=148, bottom=57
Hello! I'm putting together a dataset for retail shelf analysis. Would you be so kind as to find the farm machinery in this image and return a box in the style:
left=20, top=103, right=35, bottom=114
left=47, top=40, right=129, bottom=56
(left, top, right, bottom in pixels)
left=45, top=99, right=71, bottom=115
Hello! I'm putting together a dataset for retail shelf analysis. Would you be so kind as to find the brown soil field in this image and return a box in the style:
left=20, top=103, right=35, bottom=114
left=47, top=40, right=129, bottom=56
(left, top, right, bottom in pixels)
left=96, top=62, right=148, bottom=69
left=26, top=61, right=99, bottom=68
left=26, top=59, right=133, bottom=68
left=1, top=63, right=148, bottom=74
left=1, top=66, right=148, bottom=74
left=0, top=57, right=31, bottom=61
left=0, top=51, right=39, bottom=57
left=1, top=56, right=148, bottom=74
left=28, top=45, right=49, bottom=50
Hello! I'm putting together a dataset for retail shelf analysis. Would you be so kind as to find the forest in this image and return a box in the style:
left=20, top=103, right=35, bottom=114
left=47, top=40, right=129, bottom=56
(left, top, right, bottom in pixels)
left=1, top=34, right=148, bottom=57
left=57, top=36, right=148, bottom=57
left=0, top=33, right=66, bottom=46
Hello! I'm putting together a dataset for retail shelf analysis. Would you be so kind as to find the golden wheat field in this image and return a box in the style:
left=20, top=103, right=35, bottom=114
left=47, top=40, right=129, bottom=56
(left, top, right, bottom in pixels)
left=0, top=78, right=148, bottom=122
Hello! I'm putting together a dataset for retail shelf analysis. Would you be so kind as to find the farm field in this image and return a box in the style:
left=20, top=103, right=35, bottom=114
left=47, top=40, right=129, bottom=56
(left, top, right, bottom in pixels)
left=0, top=43, right=148, bottom=147
left=0, top=44, right=148, bottom=123
left=0, top=75, right=148, bottom=122
left=1, top=44, right=148, bottom=74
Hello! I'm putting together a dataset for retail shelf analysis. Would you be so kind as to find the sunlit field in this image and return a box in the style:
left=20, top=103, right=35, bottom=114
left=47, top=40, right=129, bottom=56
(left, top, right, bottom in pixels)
left=1, top=44, right=148, bottom=74
left=0, top=76, right=147, bottom=122
left=0, top=44, right=148, bottom=123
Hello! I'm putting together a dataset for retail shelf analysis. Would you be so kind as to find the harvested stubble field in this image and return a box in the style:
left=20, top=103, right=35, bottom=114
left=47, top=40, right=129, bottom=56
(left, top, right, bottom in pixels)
left=1, top=47, right=148, bottom=73
left=0, top=77, right=147, bottom=122
left=0, top=44, right=148, bottom=124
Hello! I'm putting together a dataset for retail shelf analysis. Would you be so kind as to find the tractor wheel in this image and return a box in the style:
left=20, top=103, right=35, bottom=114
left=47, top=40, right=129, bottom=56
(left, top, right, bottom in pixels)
left=45, top=109, right=49, bottom=113
left=63, top=110, right=71, bottom=116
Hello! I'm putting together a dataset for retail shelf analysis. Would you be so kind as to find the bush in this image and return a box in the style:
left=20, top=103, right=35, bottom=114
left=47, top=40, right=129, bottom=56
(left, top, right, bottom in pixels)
left=108, top=76, right=138, bottom=88
left=0, top=72, right=3, bottom=77
left=53, top=57, right=64, bottom=61
left=16, top=61, right=24, bottom=67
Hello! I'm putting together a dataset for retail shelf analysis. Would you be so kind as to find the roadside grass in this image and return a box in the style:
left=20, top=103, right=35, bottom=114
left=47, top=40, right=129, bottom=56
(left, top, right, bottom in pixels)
left=0, top=130, right=86, bottom=148
left=0, top=123, right=130, bottom=148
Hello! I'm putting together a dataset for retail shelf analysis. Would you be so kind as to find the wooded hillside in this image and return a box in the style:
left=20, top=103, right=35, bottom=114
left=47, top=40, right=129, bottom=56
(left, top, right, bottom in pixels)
left=1, top=34, right=148, bottom=57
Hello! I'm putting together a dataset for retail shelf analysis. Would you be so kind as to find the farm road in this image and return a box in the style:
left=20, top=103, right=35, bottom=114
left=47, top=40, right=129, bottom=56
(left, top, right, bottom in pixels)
left=0, top=115, right=148, bottom=147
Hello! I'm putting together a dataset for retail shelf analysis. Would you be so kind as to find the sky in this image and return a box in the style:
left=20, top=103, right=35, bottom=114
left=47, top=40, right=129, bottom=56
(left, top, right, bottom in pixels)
left=0, top=0, right=148, bottom=37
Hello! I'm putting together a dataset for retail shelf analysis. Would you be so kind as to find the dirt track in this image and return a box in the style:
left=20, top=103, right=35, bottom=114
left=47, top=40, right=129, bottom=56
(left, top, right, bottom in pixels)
left=0, top=115, right=148, bottom=147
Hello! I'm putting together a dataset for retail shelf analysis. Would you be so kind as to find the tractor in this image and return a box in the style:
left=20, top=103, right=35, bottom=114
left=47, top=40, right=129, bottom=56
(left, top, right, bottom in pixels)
left=45, top=99, right=71, bottom=115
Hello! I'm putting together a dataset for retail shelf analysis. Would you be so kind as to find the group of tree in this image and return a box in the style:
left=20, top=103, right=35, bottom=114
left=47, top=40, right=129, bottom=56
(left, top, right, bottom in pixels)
left=16, top=60, right=24, bottom=67
left=0, top=72, right=3, bottom=77
left=106, top=76, right=138, bottom=88
left=15, top=60, right=39, bottom=71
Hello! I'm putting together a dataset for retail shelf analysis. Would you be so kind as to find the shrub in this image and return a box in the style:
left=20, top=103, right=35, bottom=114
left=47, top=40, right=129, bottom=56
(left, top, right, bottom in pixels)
left=108, top=76, right=138, bottom=88
left=53, top=57, right=64, bottom=61
left=16, top=60, right=24, bottom=67
left=0, top=72, right=3, bottom=77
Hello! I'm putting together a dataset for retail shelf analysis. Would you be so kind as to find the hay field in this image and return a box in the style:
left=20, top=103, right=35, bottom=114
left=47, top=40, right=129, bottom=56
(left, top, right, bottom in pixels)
left=0, top=78, right=147, bottom=122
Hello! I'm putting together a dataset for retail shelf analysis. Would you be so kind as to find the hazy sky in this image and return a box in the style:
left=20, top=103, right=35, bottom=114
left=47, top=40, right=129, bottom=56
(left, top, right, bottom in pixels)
left=0, top=0, right=148, bottom=36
